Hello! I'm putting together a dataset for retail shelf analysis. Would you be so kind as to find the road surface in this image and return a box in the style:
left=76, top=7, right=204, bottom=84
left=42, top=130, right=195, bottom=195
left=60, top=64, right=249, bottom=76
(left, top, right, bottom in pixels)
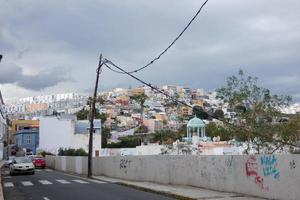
left=1, top=168, right=175, bottom=200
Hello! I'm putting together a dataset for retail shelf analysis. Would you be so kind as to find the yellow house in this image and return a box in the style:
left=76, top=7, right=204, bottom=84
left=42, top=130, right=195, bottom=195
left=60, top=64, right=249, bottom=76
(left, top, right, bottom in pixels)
left=11, top=120, right=39, bottom=135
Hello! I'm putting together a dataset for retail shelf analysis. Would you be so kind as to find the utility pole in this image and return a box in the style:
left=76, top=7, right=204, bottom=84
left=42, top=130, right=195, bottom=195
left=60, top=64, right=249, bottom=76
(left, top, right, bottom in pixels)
left=88, top=54, right=103, bottom=178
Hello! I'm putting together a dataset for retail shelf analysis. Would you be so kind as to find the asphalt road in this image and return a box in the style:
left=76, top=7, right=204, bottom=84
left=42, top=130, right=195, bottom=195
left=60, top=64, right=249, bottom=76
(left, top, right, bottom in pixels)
left=1, top=168, right=175, bottom=200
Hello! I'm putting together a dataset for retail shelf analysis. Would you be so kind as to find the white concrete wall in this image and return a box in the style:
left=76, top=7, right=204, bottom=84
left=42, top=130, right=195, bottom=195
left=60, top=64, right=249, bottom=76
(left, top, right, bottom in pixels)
left=46, top=154, right=300, bottom=200
left=46, top=155, right=87, bottom=175
left=39, top=117, right=73, bottom=154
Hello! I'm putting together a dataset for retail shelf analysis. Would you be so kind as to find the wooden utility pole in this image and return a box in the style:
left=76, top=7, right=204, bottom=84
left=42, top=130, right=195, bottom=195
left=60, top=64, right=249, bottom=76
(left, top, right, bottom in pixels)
left=88, top=54, right=103, bottom=178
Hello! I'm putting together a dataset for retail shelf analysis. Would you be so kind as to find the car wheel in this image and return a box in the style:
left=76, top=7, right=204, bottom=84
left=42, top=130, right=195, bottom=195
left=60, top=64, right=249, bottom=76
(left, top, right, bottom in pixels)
left=31, top=171, right=35, bottom=175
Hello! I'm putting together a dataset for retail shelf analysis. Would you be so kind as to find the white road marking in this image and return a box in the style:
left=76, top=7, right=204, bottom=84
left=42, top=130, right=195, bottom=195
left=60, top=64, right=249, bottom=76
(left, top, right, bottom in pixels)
left=45, top=169, right=53, bottom=172
left=56, top=179, right=71, bottom=184
left=43, top=197, right=50, bottom=200
left=72, top=179, right=89, bottom=184
left=39, top=180, right=53, bottom=185
left=22, top=181, right=34, bottom=186
left=4, top=182, right=14, bottom=187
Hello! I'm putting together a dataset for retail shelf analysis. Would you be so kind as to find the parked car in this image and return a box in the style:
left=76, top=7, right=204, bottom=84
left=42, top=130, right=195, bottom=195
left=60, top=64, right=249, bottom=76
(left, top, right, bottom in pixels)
left=10, top=157, right=35, bottom=175
left=31, top=156, right=46, bottom=168
left=3, top=156, right=16, bottom=168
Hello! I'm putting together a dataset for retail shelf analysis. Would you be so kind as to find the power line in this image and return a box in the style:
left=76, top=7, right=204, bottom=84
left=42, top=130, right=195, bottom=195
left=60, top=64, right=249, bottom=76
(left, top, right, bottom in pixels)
left=104, top=60, right=189, bottom=106
left=104, top=59, right=249, bottom=132
left=112, top=0, right=209, bottom=74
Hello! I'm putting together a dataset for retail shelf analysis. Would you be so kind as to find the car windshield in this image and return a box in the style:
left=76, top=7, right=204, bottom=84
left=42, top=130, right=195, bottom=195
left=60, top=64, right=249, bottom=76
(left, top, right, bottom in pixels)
left=8, top=156, right=15, bottom=160
left=14, top=157, right=32, bottom=164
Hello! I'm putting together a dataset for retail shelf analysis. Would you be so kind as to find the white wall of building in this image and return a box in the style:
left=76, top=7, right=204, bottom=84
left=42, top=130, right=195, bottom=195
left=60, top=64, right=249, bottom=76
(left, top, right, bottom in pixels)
left=39, top=117, right=73, bottom=154
left=39, top=116, right=101, bottom=156
left=0, top=92, right=7, bottom=160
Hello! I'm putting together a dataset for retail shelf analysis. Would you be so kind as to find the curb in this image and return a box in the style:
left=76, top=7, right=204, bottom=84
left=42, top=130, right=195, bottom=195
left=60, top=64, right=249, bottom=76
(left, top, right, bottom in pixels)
left=117, top=182, right=196, bottom=200
left=0, top=163, right=5, bottom=200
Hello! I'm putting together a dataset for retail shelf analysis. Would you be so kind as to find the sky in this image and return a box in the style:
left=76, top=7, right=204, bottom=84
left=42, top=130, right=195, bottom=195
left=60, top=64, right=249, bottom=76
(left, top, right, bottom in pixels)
left=0, top=0, right=300, bottom=102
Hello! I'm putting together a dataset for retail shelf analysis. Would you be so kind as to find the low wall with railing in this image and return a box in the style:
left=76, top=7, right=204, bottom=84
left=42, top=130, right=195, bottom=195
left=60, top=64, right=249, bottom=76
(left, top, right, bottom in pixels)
left=46, top=154, right=300, bottom=200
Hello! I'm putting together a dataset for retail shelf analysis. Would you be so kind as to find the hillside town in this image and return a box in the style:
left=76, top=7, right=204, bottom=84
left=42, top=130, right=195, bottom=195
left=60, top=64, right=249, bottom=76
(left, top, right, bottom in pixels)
left=1, top=85, right=300, bottom=158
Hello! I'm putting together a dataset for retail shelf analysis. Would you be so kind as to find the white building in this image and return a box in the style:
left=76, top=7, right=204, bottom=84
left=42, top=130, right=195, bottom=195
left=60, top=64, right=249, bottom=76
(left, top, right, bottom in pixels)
left=0, top=91, right=7, bottom=160
left=39, top=116, right=101, bottom=156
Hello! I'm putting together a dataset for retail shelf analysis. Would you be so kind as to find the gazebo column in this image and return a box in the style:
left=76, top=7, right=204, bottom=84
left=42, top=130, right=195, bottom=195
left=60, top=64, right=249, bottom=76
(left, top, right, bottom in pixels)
left=186, top=127, right=189, bottom=140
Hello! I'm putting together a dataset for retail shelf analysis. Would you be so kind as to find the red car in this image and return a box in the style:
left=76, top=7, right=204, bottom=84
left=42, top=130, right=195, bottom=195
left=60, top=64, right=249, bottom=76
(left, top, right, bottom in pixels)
left=32, top=156, right=46, bottom=168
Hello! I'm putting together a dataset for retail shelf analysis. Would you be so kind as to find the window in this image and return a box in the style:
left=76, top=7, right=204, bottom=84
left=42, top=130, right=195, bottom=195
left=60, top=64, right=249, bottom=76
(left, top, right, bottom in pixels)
left=26, top=135, right=32, bottom=144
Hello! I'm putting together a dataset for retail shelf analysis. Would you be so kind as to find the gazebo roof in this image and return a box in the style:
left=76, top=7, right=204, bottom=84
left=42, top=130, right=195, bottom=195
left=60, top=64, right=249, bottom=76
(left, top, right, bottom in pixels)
left=187, top=116, right=205, bottom=128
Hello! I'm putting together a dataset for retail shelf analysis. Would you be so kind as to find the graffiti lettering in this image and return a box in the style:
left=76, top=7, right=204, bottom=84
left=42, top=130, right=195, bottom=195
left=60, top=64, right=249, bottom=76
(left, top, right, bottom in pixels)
left=245, top=156, right=268, bottom=191
left=260, top=155, right=280, bottom=180
left=225, top=156, right=234, bottom=168
left=289, top=160, right=296, bottom=169
left=120, top=159, right=132, bottom=173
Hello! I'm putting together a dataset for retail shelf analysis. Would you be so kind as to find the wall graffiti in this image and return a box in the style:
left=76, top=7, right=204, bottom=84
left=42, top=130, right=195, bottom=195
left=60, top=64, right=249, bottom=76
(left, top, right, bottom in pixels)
left=289, top=160, right=296, bottom=169
left=245, top=156, right=268, bottom=191
left=225, top=156, right=234, bottom=168
left=245, top=155, right=281, bottom=191
left=261, top=155, right=280, bottom=180
left=120, top=159, right=132, bottom=173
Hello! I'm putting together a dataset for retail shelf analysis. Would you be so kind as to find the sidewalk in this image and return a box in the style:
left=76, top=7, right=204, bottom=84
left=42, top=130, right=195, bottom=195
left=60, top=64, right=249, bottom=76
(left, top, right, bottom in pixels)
left=92, top=176, right=266, bottom=200
left=0, top=161, right=5, bottom=200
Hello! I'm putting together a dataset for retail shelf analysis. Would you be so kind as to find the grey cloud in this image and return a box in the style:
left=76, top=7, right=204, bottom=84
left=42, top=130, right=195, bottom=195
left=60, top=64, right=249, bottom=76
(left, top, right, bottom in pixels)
left=0, top=62, right=70, bottom=90
left=0, top=0, right=300, bottom=101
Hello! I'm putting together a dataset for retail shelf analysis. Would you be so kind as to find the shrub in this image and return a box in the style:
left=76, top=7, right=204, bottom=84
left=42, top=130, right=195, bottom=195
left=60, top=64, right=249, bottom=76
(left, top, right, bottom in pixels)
left=58, top=148, right=88, bottom=156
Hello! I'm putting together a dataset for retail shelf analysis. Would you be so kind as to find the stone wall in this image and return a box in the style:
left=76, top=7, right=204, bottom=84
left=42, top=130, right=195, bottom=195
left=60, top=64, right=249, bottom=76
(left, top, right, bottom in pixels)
left=46, top=155, right=300, bottom=200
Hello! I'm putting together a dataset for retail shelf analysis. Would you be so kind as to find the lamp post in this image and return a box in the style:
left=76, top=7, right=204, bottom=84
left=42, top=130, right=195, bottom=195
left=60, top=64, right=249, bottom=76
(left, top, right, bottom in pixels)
left=87, top=54, right=104, bottom=178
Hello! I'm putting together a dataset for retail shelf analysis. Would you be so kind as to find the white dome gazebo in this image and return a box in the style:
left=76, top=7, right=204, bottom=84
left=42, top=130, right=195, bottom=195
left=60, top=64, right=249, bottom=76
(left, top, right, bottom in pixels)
left=187, top=116, right=206, bottom=145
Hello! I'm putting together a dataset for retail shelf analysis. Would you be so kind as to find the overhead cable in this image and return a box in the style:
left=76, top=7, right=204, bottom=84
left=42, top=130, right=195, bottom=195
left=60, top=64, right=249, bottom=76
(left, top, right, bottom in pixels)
left=112, top=0, right=209, bottom=74
left=104, top=59, right=249, bottom=132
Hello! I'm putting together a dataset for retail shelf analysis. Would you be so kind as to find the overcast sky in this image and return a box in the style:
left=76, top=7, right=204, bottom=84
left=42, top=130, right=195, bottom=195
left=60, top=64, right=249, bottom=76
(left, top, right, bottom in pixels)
left=0, top=0, right=300, bottom=102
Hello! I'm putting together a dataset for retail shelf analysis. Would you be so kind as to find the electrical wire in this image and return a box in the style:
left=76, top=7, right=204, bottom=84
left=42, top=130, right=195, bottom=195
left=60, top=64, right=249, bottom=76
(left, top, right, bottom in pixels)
left=104, top=59, right=249, bottom=132
left=111, top=0, right=209, bottom=74
left=104, top=60, right=191, bottom=107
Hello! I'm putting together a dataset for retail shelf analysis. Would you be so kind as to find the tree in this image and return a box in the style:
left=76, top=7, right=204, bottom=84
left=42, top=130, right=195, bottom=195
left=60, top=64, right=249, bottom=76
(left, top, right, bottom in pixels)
left=106, top=135, right=141, bottom=148
left=216, top=70, right=298, bottom=154
left=205, top=122, right=232, bottom=141
left=131, top=92, right=148, bottom=124
left=193, top=105, right=209, bottom=119
left=214, top=109, right=224, bottom=119
left=76, top=108, right=89, bottom=120
left=76, top=96, right=111, bottom=147
left=101, top=127, right=112, bottom=148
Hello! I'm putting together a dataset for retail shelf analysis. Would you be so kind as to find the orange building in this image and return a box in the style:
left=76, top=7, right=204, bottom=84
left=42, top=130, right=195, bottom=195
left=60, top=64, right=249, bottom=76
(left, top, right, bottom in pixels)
left=26, top=103, right=48, bottom=113
left=11, top=120, right=39, bottom=135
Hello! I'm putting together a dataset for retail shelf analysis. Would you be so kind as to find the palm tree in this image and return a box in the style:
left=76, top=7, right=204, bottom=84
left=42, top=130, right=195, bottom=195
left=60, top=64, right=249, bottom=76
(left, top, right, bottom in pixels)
left=131, top=92, right=148, bottom=125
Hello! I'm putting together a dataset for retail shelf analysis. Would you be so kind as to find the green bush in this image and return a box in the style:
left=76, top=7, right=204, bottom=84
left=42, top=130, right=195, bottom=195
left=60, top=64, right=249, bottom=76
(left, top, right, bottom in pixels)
left=58, top=148, right=88, bottom=156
